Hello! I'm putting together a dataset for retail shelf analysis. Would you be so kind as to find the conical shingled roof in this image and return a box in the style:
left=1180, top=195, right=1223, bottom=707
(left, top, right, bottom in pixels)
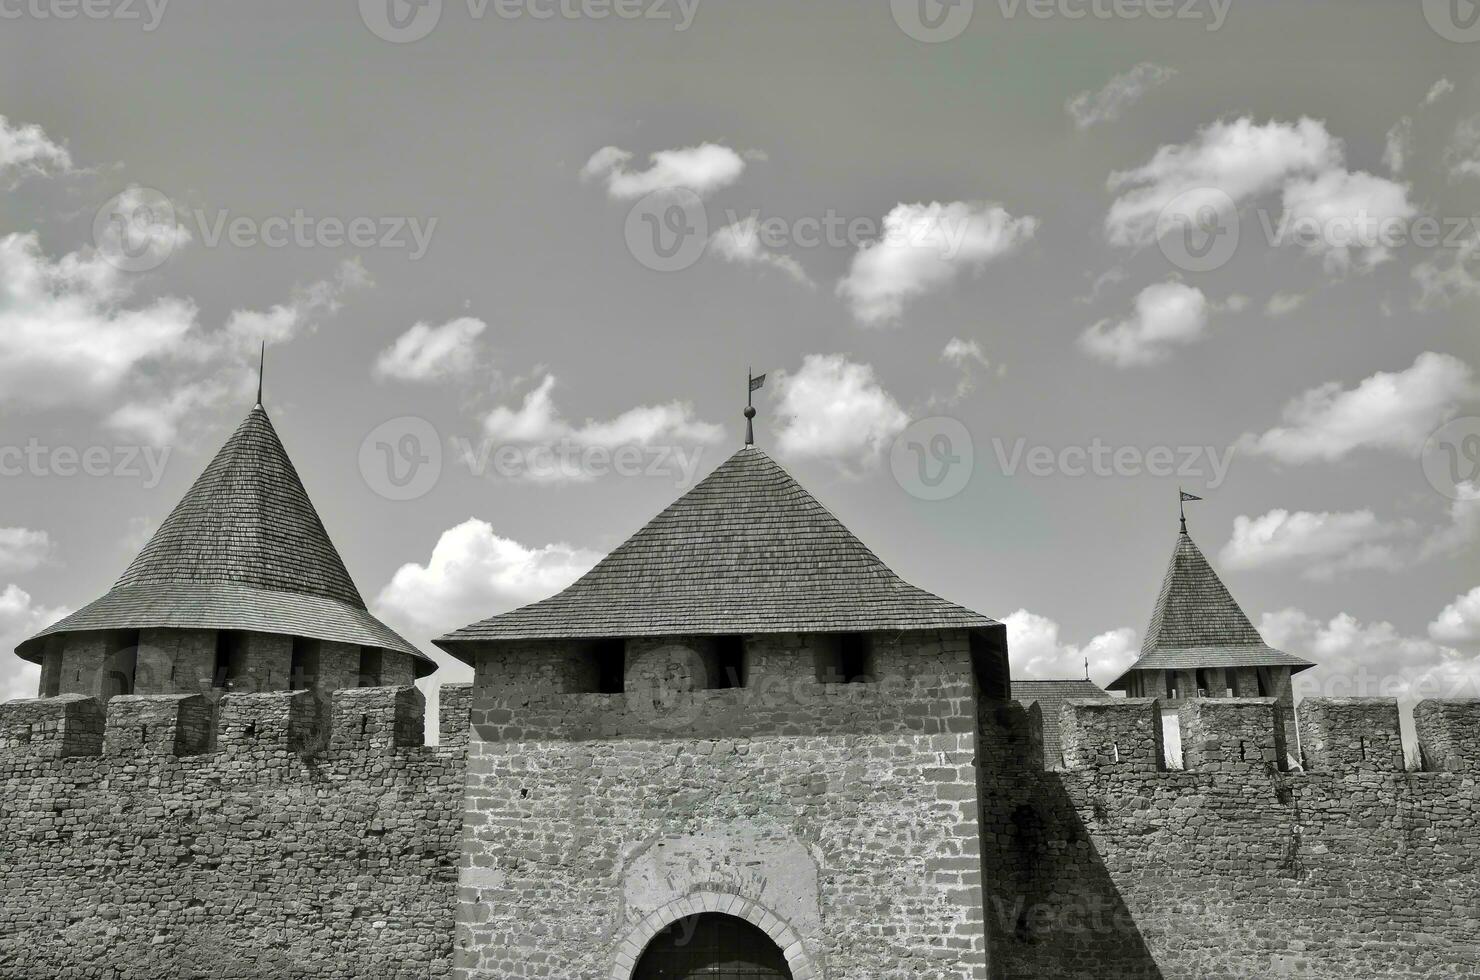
left=18, top=406, right=429, bottom=672
left=436, top=446, right=999, bottom=654
left=1106, top=529, right=1311, bottom=691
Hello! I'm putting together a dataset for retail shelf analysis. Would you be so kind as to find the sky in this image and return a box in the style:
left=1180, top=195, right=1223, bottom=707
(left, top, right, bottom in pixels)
left=1, top=0, right=1478, bottom=725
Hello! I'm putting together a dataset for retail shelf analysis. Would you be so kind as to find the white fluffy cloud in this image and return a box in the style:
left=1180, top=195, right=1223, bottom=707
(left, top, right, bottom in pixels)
left=1066, top=63, right=1176, bottom=130
left=1221, top=508, right=1406, bottom=578
left=1079, top=280, right=1211, bottom=367
left=1265, top=291, right=1307, bottom=317
left=1264, top=607, right=1480, bottom=702
left=1005, top=609, right=1139, bottom=687
left=1383, top=79, right=1453, bottom=176
left=772, top=354, right=909, bottom=471
left=0, top=114, right=71, bottom=184
left=374, top=317, right=487, bottom=382
left=0, top=528, right=53, bottom=574
left=709, top=217, right=812, bottom=286
left=374, top=519, right=600, bottom=637
left=1413, top=228, right=1480, bottom=309
left=836, top=201, right=1037, bottom=326
left=480, top=375, right=722, bottom=483
left=1106, top=116, right=1413, bottom=272
left=580, top=143, right=747, bottom=199
left=1237, top=352, right=1477, bottom=463
left=1444, top=114, right=1480, bottom=182
left=0, top=584, right=70, bottom=704
left=1430, top=587, right=1480, bottom=646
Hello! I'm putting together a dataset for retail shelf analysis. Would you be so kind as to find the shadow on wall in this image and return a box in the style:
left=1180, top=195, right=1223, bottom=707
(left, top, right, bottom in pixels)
left=979, top=701, right=1164, bottom=980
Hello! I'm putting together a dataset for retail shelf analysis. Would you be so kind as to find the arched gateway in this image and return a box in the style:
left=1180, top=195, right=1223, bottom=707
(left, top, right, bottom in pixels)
left=632, top=913, right=792, bottom=980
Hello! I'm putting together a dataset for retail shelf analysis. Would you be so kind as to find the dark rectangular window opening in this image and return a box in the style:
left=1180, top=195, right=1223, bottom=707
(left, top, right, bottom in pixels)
left=102, top=630, right=140, bottom=699
left=817, top=632, right=874, bottom=685
left=358, top=647, right=383, bottom=687
left=594, top=638, right=625, bottom=694
left=214, top=631, right=245, bottom=691
left=715, top=635, right=746, bottom=689
left=290, top=638, right=319, bottom=692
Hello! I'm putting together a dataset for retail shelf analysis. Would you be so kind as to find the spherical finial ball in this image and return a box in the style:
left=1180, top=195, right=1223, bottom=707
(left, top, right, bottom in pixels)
left=744, top=406, right=756, bottom=419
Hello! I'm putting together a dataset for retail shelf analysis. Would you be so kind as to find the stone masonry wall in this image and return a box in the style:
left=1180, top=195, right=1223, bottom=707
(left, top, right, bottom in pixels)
left=0, top=685, right=469, bottom=980
left=979, top=695, right=1480, bottom=980
left=457, top=629, right=988, bottom=980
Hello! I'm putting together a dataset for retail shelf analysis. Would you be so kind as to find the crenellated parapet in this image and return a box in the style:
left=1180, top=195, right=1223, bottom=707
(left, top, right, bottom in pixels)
left=1057, top=698, right=1164, bottom=772
left=1414, top=699, right=1480, bottom=773
left=1298, top=697, right=1405, bottom=773
left=1179, top=697, right=1285, bottom=772
left=0, top=684, right=463, bottom=765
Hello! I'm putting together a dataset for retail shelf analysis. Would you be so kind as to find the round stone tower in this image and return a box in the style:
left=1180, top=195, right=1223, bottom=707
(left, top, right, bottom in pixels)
left=14, top=401, right=432, bottom=704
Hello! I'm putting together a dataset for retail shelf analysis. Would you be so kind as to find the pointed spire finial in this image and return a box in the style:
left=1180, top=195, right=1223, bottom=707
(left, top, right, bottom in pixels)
left=256, top=341, right=266, bottom=407
left=745, top=367, right=767, bottom=447
left=1179, top=488, right=1202, bottom=535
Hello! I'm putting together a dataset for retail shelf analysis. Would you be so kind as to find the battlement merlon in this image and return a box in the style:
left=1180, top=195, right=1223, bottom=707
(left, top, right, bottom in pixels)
left=0, top=694, right=105, bottom=758
left=218, top=690, right=319, bottom=753
left=1179, top=698, right=1286, bottom=773
left=438, top=683, right=472, bottom=750
left=1058, top=697, right=1164, bottom=772
left=330, top=684, right=425, bottom=752
left=104, top=694, right=212, bottom=756
left=1299, top=697, right=1404, bottom=773
left=1415, top=699, right=1480, bottom=773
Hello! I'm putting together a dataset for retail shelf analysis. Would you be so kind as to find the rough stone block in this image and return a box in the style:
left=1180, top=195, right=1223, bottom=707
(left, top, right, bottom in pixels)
left=103, top=693, right=211, bottom=756
left=1179, top=698, right=1284, bottom=773
left=1059, top=698, right=1163, bottom=772
left=381, top=650, right=418, bottom=688
left=0, top=694, right=104, bottom=757
left=331, top=685, right=424, bottom=751
left=218, top=690, right=317, bottom=753
left=439, top=683, right=473, bottom=750
left=137, top=628, right=216, bottom=695
left=1415, top=699, right=1480, bottom=773
left=1298, top=698, right=1404, bottom=773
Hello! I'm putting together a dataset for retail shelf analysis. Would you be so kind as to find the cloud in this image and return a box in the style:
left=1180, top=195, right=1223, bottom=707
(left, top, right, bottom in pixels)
left=1237, top=352, right=1477, bottom=463
left=1066, top=63, right=1176, bottom=130
left=1105, top=116, right=1413, bottom=271
left=1382, top=118, right=1411, bottom=175
left=374, top=518, right=600, bottom=638
left=1079, top=280, right=1212, bottom=367
left=1444, top=114, right=1480, bottom=182
left=105, top=259, right=371, bottom=445
left=1413, top=227, right=1480, bottom=308
left=0, top=528, right=53, bottom=574
left=0, top=584, right=70, bottom=704
left=580, top=143, right=747, bottom=199
left=1222, top=486, right=1480, bottom=581
left=0, top=114, right=72, bottom=185
left=0, top=231, right=197, bottom=413
left=374, top=317, right=487, bottom=382
left=932, top=337, right=997, bottom=406
left=1004, top=609, right=1139, bottom=687
left=1263, top=607, right=1480, bottom=702
left=480, top=375, right=722, bottom=483
left=709, top=217, right=813, bottom=286
left=1425, top=78, right=1456, bottom=106
left=1430, top=587, right=1480, bottom=646
left=772, top=354, right=908, bottom=471
left=1265, top=291, right=1307, bottom=317
left=837, top=201, right=1037, bottom=326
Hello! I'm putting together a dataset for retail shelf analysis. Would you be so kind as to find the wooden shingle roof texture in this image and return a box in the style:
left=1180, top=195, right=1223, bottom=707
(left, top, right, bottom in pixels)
left=1012, top=679, right=1110, bottom=766
left=1107, top=529, right=1311, bottom=690
left=437, top=446, right=998, bottom=653
left=19, top=406, right=428, bottom=671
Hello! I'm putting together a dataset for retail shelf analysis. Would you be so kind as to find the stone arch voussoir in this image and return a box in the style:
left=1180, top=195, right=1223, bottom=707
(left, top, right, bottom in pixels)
left=609, top=890, right=819, bottom=980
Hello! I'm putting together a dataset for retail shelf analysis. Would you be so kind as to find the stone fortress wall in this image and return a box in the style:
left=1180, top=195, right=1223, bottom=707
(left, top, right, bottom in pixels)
left=0, top=683, right=471, bottom=980
left=1, top=634, right=1478, bottom=980
left=979, top=693, right=1480, bottom=980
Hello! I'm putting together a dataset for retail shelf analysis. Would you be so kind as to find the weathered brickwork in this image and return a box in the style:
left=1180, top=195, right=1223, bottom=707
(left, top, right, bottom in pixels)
left=981, top=695, right=1480, bottom=980
left=0, top=686, right=465, bottom=980
left=457, top=629, right=988, bottom=980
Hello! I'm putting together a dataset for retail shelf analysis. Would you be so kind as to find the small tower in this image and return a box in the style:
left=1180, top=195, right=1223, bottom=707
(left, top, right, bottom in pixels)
left=1107, top=519, right=1312, bottom=757
left=437, top=445, right=1007, bottom=980
left=15, top=402, right=432, bottom=706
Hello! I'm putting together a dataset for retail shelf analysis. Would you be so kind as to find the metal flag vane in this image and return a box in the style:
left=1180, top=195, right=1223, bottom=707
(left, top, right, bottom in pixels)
left=1179, top=488, right=1203, bottom=534
left=256, top=341, right=266, bottom=407
left=745, top=368, right=767, bottom=446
